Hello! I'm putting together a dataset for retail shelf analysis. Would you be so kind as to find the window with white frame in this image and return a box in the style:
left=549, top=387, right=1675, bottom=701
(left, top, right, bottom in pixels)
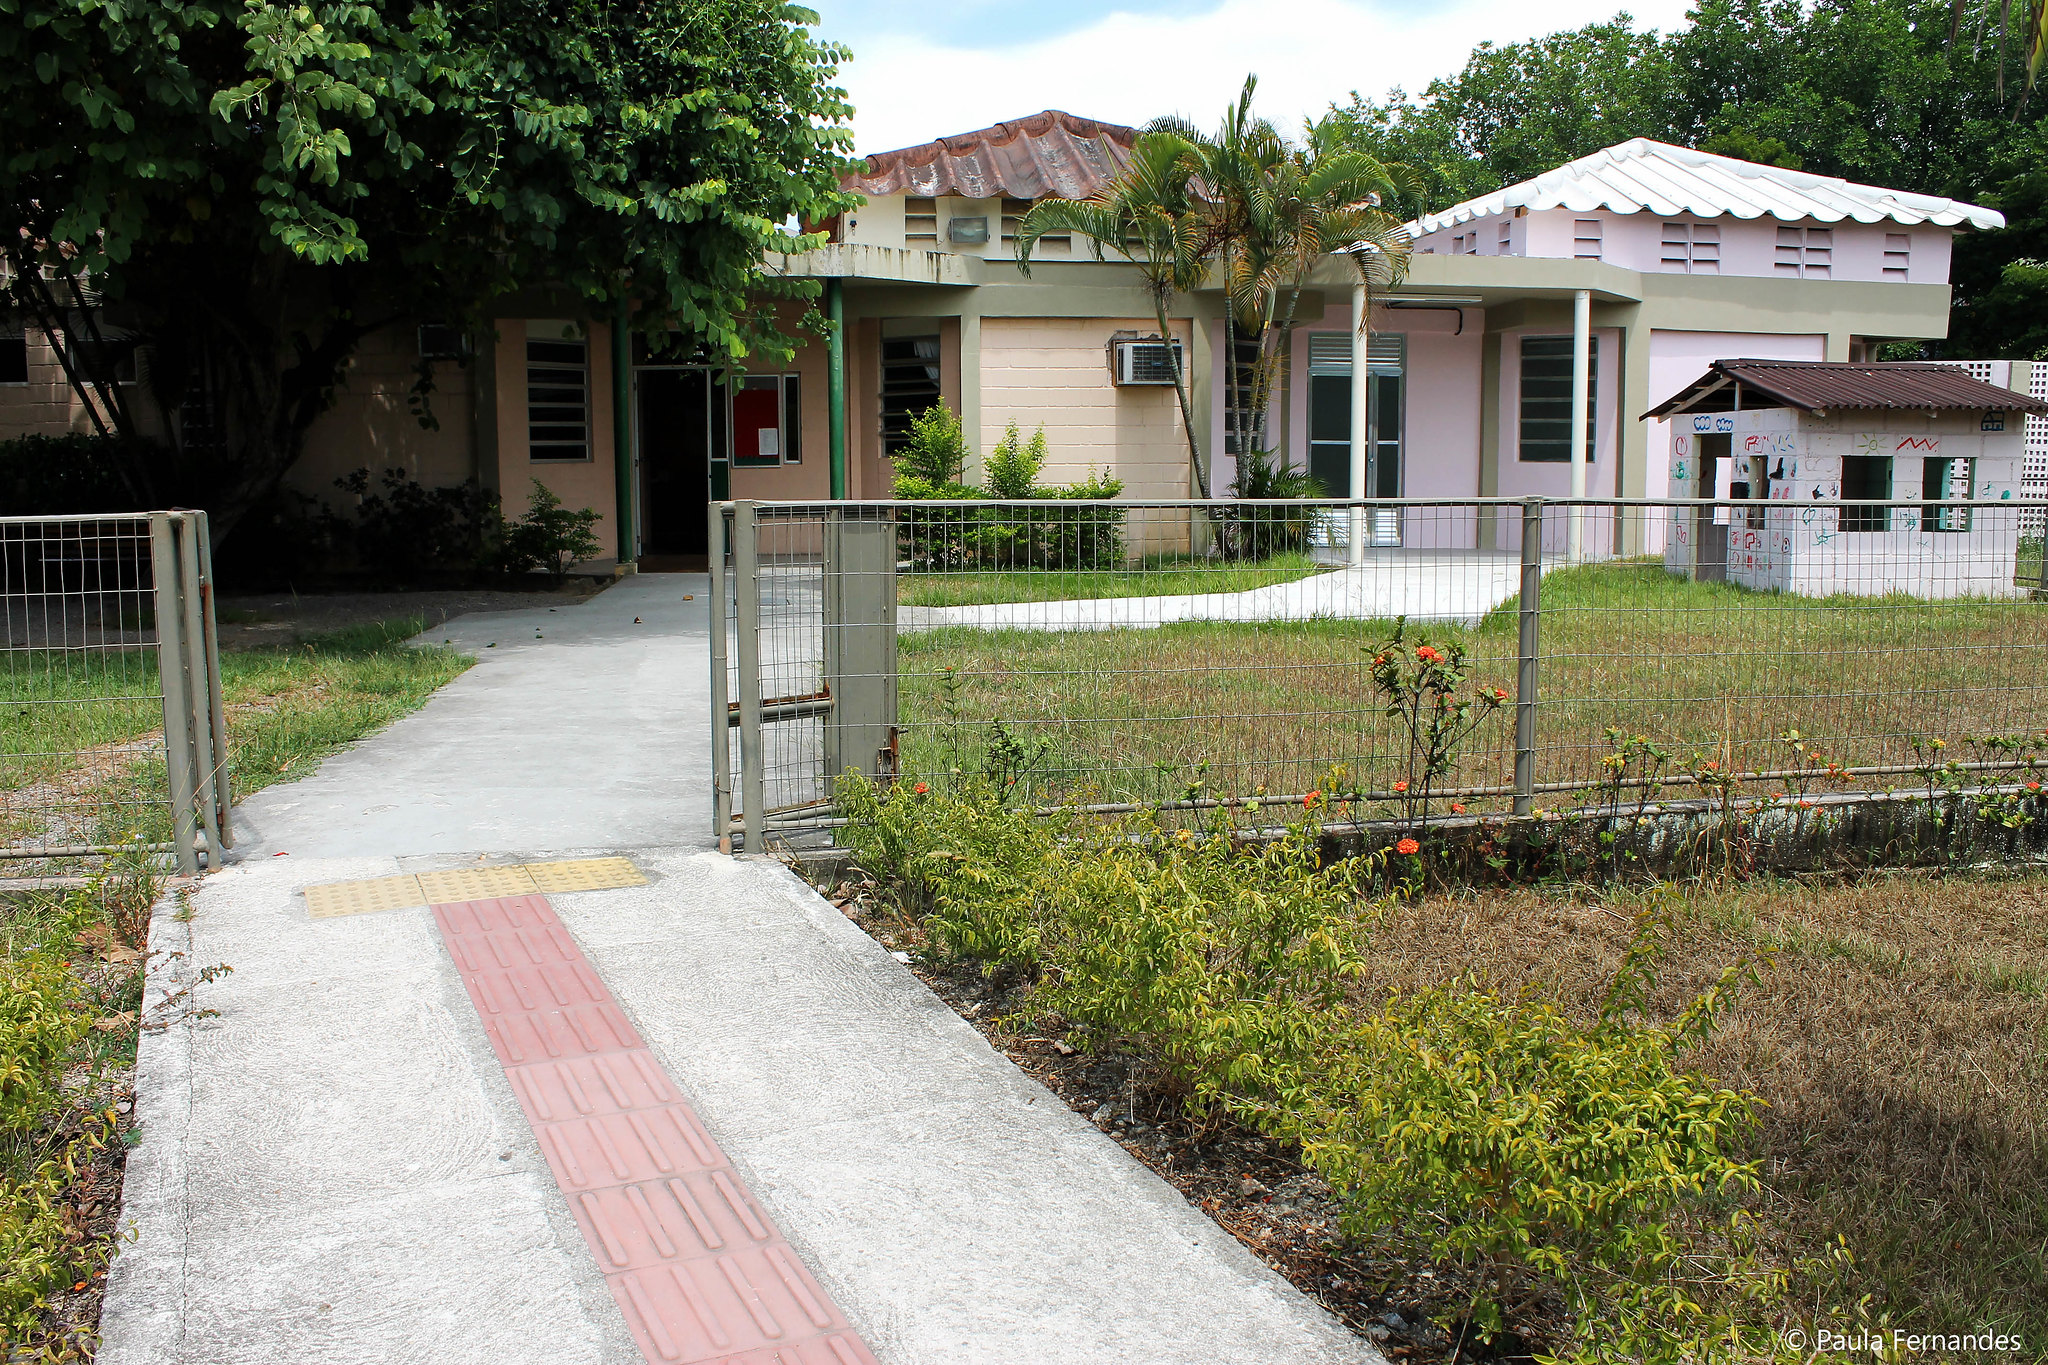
left=526, top=326, right=589, bottom=462
left=1659, top=221, right=1720, bottom=273
left=731, top=374, right=801, bottom=467
left=1774, top=226, right=1833, bottom=277
left=1882, top=233, right=1911, bottom=279
left=1572, top=218, right=1603, bottom=260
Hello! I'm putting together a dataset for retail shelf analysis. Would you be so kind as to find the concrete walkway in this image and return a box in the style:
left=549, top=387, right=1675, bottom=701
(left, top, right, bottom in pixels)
left=901, top=550, right=1538, bottom=634
left=103, top=574, right=1377, bottom=1365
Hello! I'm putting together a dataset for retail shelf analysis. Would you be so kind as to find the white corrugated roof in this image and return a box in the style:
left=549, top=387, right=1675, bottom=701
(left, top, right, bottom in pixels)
left=1411, top=138, right=2004, bottom=233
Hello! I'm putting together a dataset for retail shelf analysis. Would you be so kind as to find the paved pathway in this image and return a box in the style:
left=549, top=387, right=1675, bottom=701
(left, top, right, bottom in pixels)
left=901, top=550, right=1540, bottom=634
left=103, top=573, right=1378, bottom=1365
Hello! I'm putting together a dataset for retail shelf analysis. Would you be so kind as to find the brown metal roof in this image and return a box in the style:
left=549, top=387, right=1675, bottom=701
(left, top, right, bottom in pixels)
left=1643, top=358, right=2048, bottom=418
left=844, top=110, right=1138, bottom=201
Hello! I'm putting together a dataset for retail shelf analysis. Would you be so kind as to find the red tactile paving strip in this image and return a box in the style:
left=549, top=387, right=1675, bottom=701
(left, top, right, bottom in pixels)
left=432, top=894, right=879, bottom=1365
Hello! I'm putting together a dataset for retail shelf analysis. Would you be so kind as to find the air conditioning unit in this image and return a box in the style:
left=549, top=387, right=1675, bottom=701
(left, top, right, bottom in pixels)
left=1112, top=338, right=1183, bottom=386
left=416, top=323, right=472, bottom=360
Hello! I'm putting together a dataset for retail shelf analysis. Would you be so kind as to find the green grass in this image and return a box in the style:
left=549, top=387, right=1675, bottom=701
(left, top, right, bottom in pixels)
left=897, top=552, right=1326, bottom=607
left=2, top=617, right=471, bottom=850
left=896, top=560, right=2048, bottom=808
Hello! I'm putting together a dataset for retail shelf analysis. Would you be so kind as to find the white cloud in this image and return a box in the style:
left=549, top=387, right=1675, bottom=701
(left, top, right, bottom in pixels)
left=833, top=0, right=1696, bottom=155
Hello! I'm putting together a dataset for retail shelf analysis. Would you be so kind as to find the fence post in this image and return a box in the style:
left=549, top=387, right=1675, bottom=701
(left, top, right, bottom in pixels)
left=176, top=514, right=225, bottom=869
left=822, top=504, right=899, bottom=791
left=195, top=513, right=232, bottom=847
left=732, top=502, right=765, bottom=854
left=708, top=502, right=732, bottom=845
left=1513, top=498, right=1543, bottom=818
left=150, top=514, right=200, bottom=874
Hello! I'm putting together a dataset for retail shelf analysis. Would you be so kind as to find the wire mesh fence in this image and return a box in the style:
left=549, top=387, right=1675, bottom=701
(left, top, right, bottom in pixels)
left=713, top=497, right=2048, bottom=849
left=2, top=512, right=230, bottom=877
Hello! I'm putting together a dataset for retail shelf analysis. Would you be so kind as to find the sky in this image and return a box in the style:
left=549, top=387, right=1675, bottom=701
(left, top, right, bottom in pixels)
left=812, top=0, right=1699, bottom=156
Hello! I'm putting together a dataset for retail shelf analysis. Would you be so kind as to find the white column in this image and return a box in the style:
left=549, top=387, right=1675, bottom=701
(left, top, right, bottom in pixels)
left=1348, top=283, right=1368, bottom=566
left=1567, top=288, right=1591, bottom=563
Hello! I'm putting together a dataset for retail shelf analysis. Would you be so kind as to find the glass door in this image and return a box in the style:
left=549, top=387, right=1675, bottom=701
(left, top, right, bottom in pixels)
left=1307, top=333, right=1405, bottom=546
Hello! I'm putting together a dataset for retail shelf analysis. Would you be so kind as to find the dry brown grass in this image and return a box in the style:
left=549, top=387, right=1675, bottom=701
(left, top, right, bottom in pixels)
left=1357, top=870, right=2048, bottom=1342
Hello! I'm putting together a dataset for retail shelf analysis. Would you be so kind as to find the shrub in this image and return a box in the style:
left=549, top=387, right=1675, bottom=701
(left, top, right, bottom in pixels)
left=1224, top=447, right=1325, bottom=559
left=983, top=420, right=1047, bottom=499
left=1254, top=913, right=1769, bottom=1357
left=0, top=951, right=93, bottom=1137
left=331, top=467, right=500, bottom=578
left=0, top=432, right=157, bottom=516
left=893, top=404, right=971, bottom=486
left=497, top=479, right=602, bottom=583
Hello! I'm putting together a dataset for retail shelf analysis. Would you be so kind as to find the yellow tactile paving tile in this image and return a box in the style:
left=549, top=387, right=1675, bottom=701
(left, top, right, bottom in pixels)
left=413, top=865, right=541, bottom=904
left=304, top=875, right=425, bottom=919
left=302, top=858, right=648, bottom=919
left=522, top=857, right=648, bottom=894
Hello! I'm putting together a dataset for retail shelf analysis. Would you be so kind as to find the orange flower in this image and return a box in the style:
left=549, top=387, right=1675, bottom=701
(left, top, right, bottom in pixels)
left=1416, top=645, right=1445, bottom=664
left=1449, top=803, right=1466, bottom=814
left=1304, top=790, right=1321, bottom=806
left=1393, top=779, right=1409, bottom=793
left=2029, top=781, right=2043, bottom=792
left=1491, top=687, right=1509, bottom=702
left=913, top=782, right=928, bottom=795
left=1395, top=837, right=1420, bottom=855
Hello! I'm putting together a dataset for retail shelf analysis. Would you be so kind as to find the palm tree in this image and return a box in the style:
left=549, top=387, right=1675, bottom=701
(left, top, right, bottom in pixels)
left=1208, top=98, right=1420, bottom=479
left=1018, top=77, right=1420, bottom=506
left=1016, top=132, right=1223, bottom=497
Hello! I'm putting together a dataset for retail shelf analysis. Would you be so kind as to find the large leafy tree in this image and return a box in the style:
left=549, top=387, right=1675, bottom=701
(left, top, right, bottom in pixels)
left=1330, top=0, right=2048, bottom=358
left=1, top=0, right=855, bottom=537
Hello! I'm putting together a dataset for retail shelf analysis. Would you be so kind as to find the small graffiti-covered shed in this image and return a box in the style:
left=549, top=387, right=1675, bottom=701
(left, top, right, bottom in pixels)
left=1645, top=359, right=2048, bottom=598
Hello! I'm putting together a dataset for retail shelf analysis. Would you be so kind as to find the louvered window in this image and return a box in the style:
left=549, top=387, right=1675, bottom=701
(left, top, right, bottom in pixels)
left=1573, top=218, right=1603, bottom=260
left=1774, top=226, right=1832, bottom=278
left=904, top=197, right=938, bottom=245
left=1518, top=335, right=1598, bottom=463
left=1883, top=233, right=1911, bottom=279
left=526, top=329, right=589, bottom=462
left=1659, top=222, right=1719, bottom=273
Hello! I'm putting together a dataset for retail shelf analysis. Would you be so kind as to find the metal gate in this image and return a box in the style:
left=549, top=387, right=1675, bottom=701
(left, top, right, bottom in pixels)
left=2, top=511, right=231, bottom=876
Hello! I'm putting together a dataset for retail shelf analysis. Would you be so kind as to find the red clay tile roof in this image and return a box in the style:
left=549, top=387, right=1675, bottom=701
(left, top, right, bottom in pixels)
left=1644, top=358, right=2048, bottom=418
left=844, top=110, right=1138, bottom=201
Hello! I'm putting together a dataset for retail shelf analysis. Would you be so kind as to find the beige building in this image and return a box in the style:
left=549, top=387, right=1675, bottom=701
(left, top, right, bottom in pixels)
left=4, top=117, right=2033, bottom=566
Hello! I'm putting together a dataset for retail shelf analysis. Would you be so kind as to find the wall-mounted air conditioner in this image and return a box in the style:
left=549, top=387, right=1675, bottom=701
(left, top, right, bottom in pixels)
left=1111, top=338, right=1183, bottom=386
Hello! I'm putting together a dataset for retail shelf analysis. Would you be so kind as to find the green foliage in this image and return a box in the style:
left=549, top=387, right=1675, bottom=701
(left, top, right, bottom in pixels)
left=892, top=405, right=972, bottom=488
left=496, top=480, right=602, bottom=583
left=1222, top=448, right=1325, bottom=558
left=837, top=780, right=1775, bottom=1356
left=2, top=0, right=857, bottom=535
left=1261, top=913, right=1770, bottom=1359
left=0, top=1137, right=101, bottom=1350
left=330, top=467, right=501, bottom=579
left=0, top=951, right=92, bottom=1137
left=0, top=432, right=159, bottom=516
left=983, top=421, right=1049, bottom=499
left=892, top=406, right=1128, bottom=570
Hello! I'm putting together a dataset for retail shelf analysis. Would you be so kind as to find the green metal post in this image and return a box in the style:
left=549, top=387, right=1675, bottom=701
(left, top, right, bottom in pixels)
left=827, top=278, right=847, bottom=500
left=611, top=309, right=635, bottom=562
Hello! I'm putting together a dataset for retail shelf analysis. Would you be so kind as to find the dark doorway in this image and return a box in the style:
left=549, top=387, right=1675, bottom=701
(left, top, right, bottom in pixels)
left=638, top=369, right=715, bottom=565
left=1694, top=432, right=1729, bottom=583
